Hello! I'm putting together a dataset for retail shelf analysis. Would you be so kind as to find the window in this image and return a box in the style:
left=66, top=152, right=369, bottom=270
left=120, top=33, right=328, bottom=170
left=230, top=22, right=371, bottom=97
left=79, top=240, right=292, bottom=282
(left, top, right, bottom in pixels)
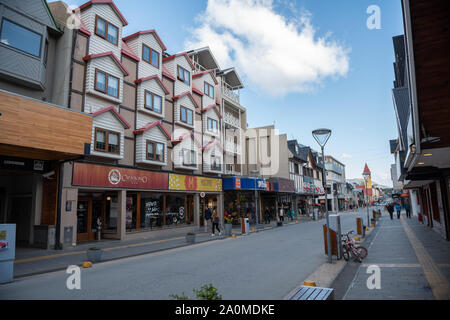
left=95, top=69, right=120, bottom=98
left=180, top=106, right=193, bottom=126
left=204, top=82, right=214, bottom=98
left=142, top=44, right=160, bottom=69
left=211, top=155, right=221, bottom=171
left=207, top=118, right=218, bottom=133
left=0, top=19, right=42, bottom=57
left=94, top=128, right=121, bottom=154
left=145, top=91, right=162, bottom=113
left=146, top=140, right=165, bottom=162
left=177, top=65, right=190, bottom=85
left=182, top=149, right=196, bottom=167
left=43, top=40, right=49, bottom=66
left=95, top=15, right=119, bottom=45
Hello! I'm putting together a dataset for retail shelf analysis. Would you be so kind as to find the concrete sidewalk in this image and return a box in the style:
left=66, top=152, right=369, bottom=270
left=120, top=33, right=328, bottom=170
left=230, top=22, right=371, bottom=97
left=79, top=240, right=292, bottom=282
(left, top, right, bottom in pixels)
left=12, top=220, right=299, bottom=279
left=332, top=213, right=450, bottom=300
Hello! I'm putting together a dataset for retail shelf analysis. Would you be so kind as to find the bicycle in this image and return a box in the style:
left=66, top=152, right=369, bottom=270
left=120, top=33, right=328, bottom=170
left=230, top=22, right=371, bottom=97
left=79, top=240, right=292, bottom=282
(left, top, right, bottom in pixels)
left=341, top=231, right=368, bottom=263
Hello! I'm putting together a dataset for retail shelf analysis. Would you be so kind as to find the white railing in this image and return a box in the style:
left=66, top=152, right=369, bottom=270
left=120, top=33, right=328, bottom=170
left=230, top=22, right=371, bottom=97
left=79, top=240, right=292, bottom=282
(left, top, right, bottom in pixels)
left=222, top=82, right=240, bottom=104
left=192, top=61, right=207, bottom=74
left=225, top=141, right=241, bottom=154
left=224, top=112, right=240, bottom=128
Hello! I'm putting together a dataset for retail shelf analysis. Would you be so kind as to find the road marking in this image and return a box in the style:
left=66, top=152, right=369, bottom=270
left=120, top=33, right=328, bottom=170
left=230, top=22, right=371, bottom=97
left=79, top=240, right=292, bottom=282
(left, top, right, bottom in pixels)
left=361, top=263, right=421, bottom=268
left=401, top=218, right=450, bottom=300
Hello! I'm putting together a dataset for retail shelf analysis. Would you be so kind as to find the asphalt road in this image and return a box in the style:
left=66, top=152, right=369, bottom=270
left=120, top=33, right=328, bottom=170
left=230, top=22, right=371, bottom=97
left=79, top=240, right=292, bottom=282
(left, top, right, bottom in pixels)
left=0, top=208, right=377, bottom=300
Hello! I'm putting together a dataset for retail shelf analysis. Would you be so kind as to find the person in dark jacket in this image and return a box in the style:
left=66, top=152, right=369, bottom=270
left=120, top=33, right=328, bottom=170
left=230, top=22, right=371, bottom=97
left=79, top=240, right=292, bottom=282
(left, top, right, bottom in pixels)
left=386, top=203, right=394, bottom=220
left=264, top=207, right=271, bottom=224
left=395, top=203, right=402, bottom=219
left=404, top=202, right=411, bottom=219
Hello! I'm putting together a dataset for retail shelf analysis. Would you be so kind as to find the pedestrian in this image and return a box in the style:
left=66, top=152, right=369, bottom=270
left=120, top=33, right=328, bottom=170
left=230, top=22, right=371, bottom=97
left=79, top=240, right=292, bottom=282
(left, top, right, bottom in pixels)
left=404, top=202, right=411, bottom=219
left=395, top=203, right=402, bottom=219
left=264, top=207, right=271, bottom=224
left=386, top=203, right=394, bottom=220
left=211, top=207, right=221, bottom=236
left=279, top=206, right=285, bottom=223
left=290, top=208, right=295, bottom=221
left=204, top=206, right=212, bottom=232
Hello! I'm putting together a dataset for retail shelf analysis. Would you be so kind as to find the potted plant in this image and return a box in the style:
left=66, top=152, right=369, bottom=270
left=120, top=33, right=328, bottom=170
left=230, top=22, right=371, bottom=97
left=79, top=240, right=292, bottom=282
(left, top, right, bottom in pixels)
left=186, top=232, right=196, bottom=244
left=224, top=215, right=233, bottom=236
left=86, top=247, right=103, bottom=263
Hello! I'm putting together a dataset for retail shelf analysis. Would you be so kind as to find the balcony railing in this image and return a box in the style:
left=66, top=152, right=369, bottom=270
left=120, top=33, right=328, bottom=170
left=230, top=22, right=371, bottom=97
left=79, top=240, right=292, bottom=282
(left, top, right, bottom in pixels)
left=222, top=82, right=240, bottom=104
left=224, top=111, right=241, bottom=128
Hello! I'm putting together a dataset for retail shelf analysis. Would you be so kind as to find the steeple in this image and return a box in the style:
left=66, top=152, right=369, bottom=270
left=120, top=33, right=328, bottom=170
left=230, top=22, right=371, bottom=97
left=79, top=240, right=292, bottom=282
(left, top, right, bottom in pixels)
left=363, top=163, right=371, bottom=175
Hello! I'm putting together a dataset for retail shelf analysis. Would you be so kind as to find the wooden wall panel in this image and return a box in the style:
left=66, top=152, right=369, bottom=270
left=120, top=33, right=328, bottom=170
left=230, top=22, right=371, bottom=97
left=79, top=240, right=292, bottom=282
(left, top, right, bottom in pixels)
left=41, top=173, right=58, bottom=226
left=0, top=90, right=92, bottom=156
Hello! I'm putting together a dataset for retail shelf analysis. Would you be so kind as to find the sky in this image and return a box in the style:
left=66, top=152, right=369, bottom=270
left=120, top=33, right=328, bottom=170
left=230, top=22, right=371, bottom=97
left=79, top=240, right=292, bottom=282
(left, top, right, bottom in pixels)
left=68, top=0, right=404, bottom=187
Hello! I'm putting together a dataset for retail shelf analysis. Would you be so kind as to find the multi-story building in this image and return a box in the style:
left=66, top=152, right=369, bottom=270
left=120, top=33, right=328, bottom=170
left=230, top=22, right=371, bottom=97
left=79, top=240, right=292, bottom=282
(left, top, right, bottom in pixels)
left=0, top=0, right=92, bottom=248
left=323, top=155, right=346, bottom=212
left=390, top=0, right=450, bottom=239
left=40, top=0, right=256, bottom=246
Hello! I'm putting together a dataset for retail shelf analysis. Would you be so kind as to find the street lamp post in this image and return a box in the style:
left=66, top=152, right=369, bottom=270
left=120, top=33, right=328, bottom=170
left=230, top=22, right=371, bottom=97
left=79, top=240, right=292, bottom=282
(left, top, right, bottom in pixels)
left=312, top=129, right=332, bottom=264
left=363, top=172, right=370, bottom=231
left=251, top=170, right=260, bottom=230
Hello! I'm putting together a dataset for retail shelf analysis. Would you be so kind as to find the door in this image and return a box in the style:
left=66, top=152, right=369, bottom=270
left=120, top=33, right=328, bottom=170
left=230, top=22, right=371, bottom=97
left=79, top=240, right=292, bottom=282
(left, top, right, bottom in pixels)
left=9, top=196, right=32, bottom=246
left=77, top=199, right=105, bottom=242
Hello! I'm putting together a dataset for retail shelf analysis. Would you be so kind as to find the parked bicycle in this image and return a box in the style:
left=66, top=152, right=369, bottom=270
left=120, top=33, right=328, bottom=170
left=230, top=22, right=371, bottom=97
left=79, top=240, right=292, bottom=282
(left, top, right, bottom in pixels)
left=341, top=231, right=368, bottom=263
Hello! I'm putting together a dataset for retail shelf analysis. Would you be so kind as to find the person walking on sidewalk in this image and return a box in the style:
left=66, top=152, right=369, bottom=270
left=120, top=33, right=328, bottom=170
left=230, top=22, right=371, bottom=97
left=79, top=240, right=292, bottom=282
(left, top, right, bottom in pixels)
left=204, top=206, right=212, bottom=232
left=386, top=203, right=394, bottom=220
left=279, top=206, right=285, bottom=223
left=404, top=202, right=411, bottom=219
left=264, top=207, right=271, bottom=224
left=211, top=207, right=221, bottom=236
left=395, top=203, right=402, bottom=219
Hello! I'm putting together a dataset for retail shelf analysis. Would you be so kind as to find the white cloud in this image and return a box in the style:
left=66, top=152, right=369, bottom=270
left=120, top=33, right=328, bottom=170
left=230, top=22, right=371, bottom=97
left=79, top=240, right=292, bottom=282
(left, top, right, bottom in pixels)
left=185, top=0, right=350, bottom=96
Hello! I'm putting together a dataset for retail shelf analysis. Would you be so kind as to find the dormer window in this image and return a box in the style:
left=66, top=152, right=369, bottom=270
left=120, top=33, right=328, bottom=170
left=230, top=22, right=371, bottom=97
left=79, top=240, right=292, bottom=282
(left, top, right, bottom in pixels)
left=211, top=155, right=221, bottom=171
left=182, top=149, right=196, bottom=167
left=95, top=69, right=119, bottom=98
left=204, top=82, right=214, bottom=99
left=143, top=44, right=159, bottom=69
left=146, top=140, right=165, bottom=162
left=177, top=65, right=190, bottom=85
left=207, top=118, right=218, bottom=134
left=180, top=106, right=193, bottom=126
left=95, top=15, right=119, bottom=45
left=95, top=128, right=120, bottom=154
left=145, top=90, right=162, bottom=113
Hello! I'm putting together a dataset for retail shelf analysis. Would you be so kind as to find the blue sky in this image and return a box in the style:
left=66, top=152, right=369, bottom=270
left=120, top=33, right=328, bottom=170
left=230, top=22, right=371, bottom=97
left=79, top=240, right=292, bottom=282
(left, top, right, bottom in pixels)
left=69, top=0, right=404, bottom=186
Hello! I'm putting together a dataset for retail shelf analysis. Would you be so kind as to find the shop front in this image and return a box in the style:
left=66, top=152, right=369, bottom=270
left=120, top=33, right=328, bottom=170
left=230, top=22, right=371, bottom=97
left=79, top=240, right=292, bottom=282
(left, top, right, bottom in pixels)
left=64, top=163, right=224, bottom=245
left=265, top=178, right=296, bottom=219
left=223, top=177, right=267, bottom=224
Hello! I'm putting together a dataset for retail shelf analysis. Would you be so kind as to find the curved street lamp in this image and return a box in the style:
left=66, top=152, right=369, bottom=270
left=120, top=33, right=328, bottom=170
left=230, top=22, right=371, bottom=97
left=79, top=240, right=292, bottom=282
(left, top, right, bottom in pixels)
left=312, top=128, right=332, bottom=264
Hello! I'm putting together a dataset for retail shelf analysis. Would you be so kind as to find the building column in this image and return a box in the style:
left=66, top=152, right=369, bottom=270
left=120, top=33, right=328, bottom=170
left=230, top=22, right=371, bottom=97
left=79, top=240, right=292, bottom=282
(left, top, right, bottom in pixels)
left=117, top=190, right=126, bottom=240
left=30, top=174, right=43, bottom=245
left=194, top=193, right=200, bottom=228
left=218, top=193, right=224, bottom=227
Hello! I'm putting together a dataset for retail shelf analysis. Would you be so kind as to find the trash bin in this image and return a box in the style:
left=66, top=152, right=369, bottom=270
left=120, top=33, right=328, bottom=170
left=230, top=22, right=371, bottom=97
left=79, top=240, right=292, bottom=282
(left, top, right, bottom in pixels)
left=0, top=224, right=16, bottom=284
left=241, top=218, right=250, bottom=235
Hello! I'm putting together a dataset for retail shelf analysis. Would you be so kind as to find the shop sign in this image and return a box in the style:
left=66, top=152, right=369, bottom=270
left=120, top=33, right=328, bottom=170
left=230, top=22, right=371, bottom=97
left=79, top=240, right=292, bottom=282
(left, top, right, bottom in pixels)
left=0, top=156, right=49, bottom=172
left=169, top=174, right=222, bottom=192
left=223, top=178, right=267, bottom=191
left=72, top=163, right=168, bottom=190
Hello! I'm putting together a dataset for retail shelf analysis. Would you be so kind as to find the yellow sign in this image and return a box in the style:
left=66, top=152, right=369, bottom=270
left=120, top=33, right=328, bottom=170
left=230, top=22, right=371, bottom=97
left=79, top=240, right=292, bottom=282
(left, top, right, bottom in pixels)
left=169, top=174, right=222, bottom=192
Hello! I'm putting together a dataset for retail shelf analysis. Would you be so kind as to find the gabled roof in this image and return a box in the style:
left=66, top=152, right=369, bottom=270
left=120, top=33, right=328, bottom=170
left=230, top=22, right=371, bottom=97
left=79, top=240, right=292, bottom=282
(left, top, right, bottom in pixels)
left=193, top=70, right=218, bottom=85
left=133, top=121, right=171, bottom=139
left=202, top=104, right=222, bottom=119
left=134, top=75, right=169, bottom=94
left=192, top=85, right=204, bottom=96
left=187, top=47, right=221, bottom=71
left=216, top=67, right=244, bottom=89
left=78, top=19, right=91, bottom=36
left=121, top=41, right=139, bottom=62
left=171, top=131, right=202, bottom=147
left=78, top=0, right=128, bottom=26
left=92, top=106, right=130, bottom=129
left=202, top=140, right=225, bottom=153
left=162, top=65, right=175, bottom=82
left=122, top=30, right=167, bottom=51
left=83, top=52, right=129, bottom=76
left=287, top=140, right=308, bottom=162
left=163, top=52, right=196, bottom=71
left=173, top=91, right=199, bottom=109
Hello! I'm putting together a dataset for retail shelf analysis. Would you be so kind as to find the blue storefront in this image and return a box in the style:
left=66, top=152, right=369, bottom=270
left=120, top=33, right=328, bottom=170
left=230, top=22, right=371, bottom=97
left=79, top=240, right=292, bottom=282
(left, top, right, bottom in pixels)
left=222, top=177, right=267, bottom=224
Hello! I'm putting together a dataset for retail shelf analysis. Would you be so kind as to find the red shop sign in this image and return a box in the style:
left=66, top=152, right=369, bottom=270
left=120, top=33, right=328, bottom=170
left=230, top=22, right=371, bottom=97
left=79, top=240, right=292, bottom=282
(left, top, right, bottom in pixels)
left=72, top=163, right=168, bottom=190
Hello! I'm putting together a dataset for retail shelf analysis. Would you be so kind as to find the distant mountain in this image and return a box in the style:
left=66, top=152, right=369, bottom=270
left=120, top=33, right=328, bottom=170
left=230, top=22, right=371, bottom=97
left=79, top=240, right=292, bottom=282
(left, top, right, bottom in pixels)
left=346, top=178, right=390, bottom=189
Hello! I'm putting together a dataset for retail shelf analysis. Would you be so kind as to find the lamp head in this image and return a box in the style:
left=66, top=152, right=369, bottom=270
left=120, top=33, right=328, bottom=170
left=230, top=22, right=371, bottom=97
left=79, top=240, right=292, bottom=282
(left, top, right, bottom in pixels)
left=312, top=129, right=332, bottom=147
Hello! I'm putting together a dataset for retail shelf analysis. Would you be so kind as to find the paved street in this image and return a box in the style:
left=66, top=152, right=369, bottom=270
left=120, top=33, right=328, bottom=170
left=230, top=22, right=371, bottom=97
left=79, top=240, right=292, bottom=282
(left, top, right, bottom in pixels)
left=0, top=209, right=369, bottom=300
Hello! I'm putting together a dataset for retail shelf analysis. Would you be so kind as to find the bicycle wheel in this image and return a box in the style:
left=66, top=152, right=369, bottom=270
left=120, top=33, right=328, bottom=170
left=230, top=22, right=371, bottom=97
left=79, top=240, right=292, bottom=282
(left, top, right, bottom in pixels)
left=343, top=250, right=350, bottom=261
left=356, top=246, right=368, bottom=259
